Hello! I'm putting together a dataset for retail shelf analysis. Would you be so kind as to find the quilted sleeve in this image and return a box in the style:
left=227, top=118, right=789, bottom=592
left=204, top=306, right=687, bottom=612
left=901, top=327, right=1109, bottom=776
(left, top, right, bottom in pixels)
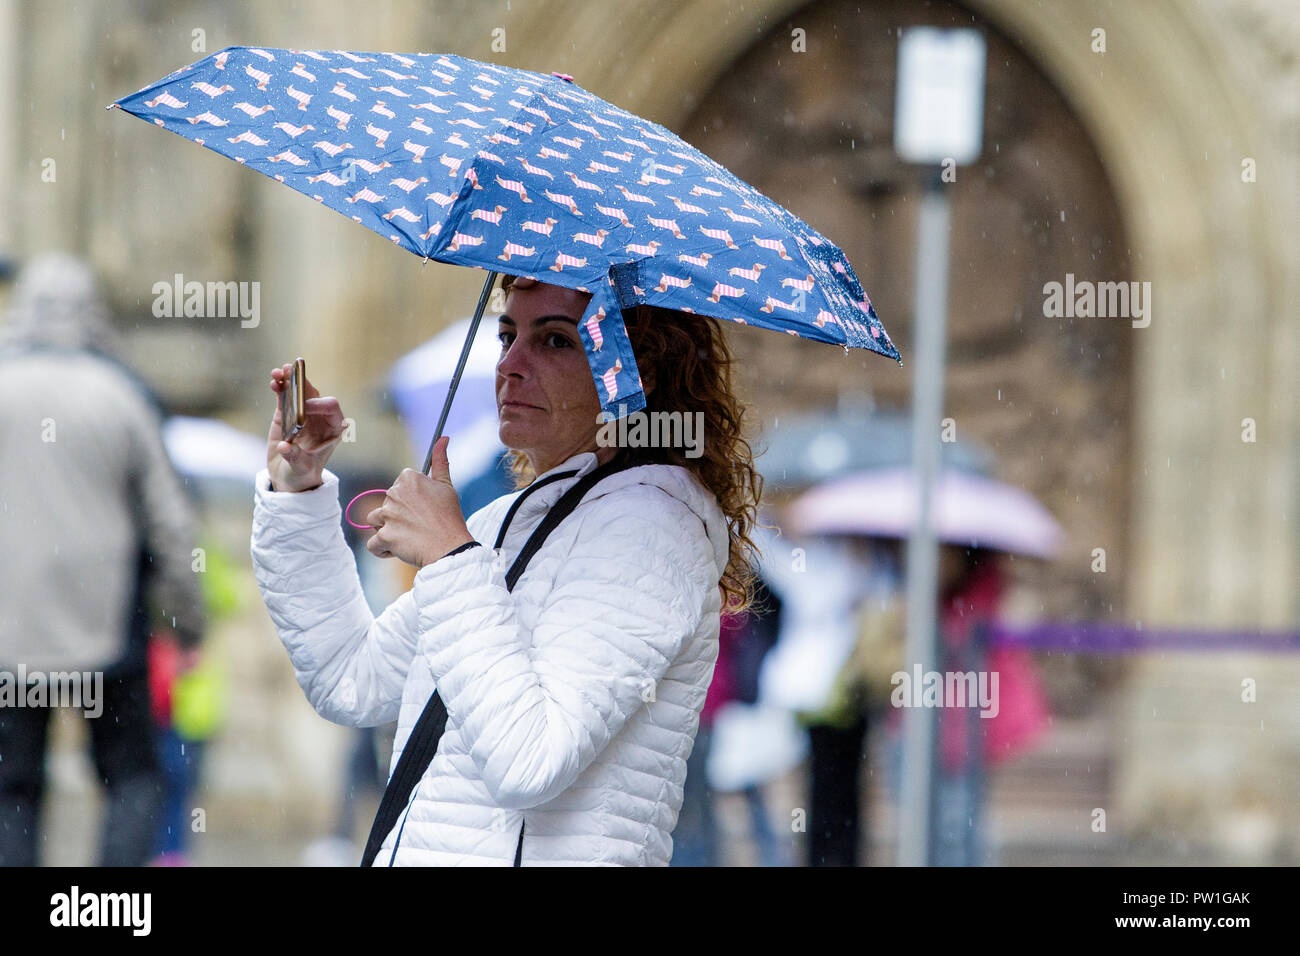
left=250, top=467, right=420, bottom=728
left=412, top=485, right=718, bottom=810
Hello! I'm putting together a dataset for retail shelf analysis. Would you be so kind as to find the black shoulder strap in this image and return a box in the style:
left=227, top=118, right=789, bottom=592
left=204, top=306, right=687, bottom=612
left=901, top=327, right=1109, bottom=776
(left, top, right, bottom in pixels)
left=361, top=451, right=646, bottom=867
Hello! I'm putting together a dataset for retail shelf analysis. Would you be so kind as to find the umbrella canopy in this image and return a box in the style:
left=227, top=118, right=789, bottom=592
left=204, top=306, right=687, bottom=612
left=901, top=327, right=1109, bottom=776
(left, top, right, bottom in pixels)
left=756, top=407, right=993, bottom=490
left=785, top=467, right=1065, bottom=559
left=110, top=46, right=900, bottom=425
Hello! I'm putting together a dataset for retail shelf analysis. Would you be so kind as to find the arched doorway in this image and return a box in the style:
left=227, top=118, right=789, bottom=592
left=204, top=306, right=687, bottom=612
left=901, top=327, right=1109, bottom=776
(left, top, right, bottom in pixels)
left=682, top=0, right=1134, bottom=637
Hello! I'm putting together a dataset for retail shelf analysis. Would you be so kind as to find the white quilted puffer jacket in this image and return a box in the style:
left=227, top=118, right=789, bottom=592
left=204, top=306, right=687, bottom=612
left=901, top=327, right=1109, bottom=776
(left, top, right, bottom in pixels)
left=250, top=449, right=730, bottom=865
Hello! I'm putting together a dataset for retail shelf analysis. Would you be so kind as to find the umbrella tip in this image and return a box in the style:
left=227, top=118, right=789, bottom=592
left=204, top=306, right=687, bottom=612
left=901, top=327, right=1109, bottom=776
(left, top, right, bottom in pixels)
left=105, top=102, right=119, bottom=111
left=550, top=71, right=575, bottom=83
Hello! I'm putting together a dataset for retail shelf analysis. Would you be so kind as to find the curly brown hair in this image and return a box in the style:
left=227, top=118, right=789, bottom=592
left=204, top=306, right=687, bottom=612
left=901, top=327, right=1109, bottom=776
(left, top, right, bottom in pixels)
left=498, top=273, right=765, bottom=615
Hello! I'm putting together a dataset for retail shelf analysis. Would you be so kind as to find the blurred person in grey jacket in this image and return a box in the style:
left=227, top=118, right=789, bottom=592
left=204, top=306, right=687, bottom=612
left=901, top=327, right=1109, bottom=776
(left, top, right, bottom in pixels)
left=0, top=253, right=205, bottom=866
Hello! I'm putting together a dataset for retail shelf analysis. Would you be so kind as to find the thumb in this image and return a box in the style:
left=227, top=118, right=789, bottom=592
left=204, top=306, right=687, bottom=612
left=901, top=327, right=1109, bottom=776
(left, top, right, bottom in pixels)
left=426, top=435, right=450, bottom=478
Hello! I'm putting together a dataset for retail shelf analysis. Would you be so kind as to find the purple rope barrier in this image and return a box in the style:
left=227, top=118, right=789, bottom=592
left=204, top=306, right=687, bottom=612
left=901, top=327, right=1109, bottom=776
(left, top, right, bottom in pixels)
left=989, top=622, right=1300, bottom=654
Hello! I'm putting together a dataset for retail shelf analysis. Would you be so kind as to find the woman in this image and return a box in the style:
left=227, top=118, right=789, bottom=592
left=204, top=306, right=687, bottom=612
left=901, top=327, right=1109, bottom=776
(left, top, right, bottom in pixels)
left=251, top=274, right=763, bottom=865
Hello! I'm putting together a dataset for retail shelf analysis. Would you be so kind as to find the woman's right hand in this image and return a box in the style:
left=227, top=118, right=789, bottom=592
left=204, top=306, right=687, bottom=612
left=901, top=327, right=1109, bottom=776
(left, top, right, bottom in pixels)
left=267, top=363, right=347, bottom=492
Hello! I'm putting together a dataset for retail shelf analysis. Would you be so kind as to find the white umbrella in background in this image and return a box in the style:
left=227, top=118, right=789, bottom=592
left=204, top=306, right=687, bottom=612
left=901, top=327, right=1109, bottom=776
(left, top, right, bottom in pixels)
left=387, top=314, right=506, bottom=492
left=162, top=415, right=267, bottom=485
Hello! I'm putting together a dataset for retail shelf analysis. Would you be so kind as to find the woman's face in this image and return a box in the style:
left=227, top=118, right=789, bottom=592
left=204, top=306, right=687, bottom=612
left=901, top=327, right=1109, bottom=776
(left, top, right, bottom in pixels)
left=496, top=278, right=610, bottom=476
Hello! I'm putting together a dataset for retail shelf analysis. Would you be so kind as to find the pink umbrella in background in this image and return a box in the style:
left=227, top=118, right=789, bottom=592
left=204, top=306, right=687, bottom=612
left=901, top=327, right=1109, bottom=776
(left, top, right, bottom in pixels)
left=785, top=466, right=1063, bottom=772
left=784, top=466, right=1064, bottom=559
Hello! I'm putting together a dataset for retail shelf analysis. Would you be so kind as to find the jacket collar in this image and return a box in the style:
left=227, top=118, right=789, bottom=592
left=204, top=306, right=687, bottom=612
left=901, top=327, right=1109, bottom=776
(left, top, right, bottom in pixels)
left=531, top=450, right=600, bottom=483
left=498, top=449, right=731, bottom=585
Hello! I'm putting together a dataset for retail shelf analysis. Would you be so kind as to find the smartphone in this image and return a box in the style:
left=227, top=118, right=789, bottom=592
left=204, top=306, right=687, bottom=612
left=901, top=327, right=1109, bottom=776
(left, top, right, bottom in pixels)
left=279, top=357, right=306, bottom=442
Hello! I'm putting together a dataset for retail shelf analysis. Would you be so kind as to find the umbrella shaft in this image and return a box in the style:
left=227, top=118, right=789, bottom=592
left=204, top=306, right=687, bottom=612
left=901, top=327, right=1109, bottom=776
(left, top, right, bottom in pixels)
left=423, top=270, right=500, bottom=475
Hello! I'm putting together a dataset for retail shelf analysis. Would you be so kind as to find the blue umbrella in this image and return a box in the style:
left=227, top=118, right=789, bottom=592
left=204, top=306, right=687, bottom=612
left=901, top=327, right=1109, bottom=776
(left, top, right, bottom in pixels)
left=110, top=46, right=901, bottom=470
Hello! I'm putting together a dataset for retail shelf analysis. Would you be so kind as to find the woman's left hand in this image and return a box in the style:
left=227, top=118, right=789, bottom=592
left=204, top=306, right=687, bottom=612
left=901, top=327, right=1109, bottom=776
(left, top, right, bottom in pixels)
left=365, top=436, right=476, bottom=567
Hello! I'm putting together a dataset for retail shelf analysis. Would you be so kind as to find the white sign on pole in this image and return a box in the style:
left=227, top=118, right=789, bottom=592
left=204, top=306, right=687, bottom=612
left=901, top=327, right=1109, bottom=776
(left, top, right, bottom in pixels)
left=894, top=27, right=987, bottom=165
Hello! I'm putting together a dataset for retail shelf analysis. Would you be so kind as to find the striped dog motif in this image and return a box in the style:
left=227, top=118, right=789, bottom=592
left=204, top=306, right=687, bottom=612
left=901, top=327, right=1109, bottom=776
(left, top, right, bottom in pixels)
left=654, top=273, right=693, bottom=293
left=548, top=251, right=587, bottom=272
left=565, top=170, right=604, bottom=193
left=470, top=204, right=508, bottom=225
left=390, top=176, right=430, bottom=193
left=594, top=204, right=631, bottom=227
left=759, top=295, right=798, bottom=314
left=244, top=64, right=271, bottom=90
left=497, top=241, right=536, bottom=261
left=495, top=176, right=532, bottom=202
left=698, top=225, right=738, bottom=249
left=708, top=282, right=746, bottom=303
left=447, top=232, right=485, bottom=251
left=754, top=237, right=793, bottom=260
left=544, top=190, right=582, bottom=216
left=516, top=156, right=555, bottom=180
left=307, top=170, right=349, bottom=186
left=601, top=358, right=623, bottom=403
left=584, top=306, right=607, bottom=350
left=728, top=263, right=766, bottom=283
left=344, top=188, right=386, bottom=204
left=678, top=252, right=713, bottom=268
left=647, top=215, right=684, bottom=239
left=233, top=102, right=275, bottom=117
left=148, top=92, right=189, bottom=108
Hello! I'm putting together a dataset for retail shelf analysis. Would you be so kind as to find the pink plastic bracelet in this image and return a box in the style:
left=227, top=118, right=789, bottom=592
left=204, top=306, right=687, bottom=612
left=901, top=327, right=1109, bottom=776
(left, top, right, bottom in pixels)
left=345, top=488, right=389, bottom=530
